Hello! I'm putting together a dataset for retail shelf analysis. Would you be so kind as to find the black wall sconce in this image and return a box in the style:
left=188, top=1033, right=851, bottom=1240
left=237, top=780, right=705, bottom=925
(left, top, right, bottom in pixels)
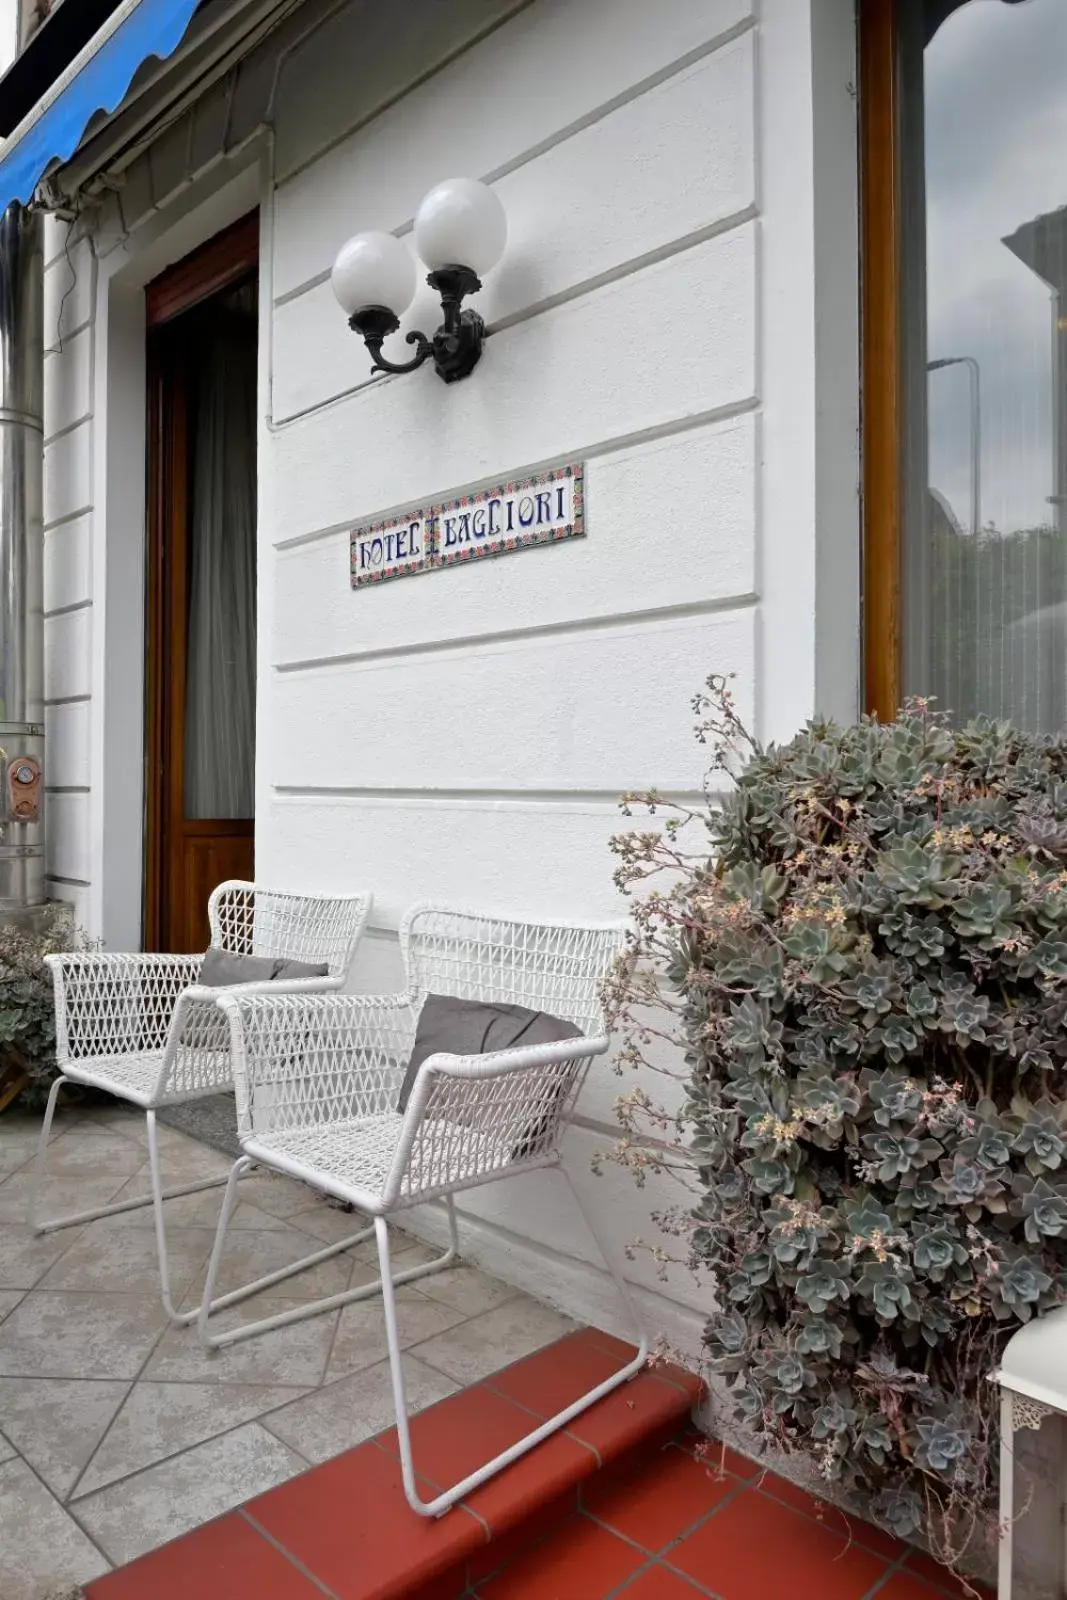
left=331, top=178, right=507, bottom=385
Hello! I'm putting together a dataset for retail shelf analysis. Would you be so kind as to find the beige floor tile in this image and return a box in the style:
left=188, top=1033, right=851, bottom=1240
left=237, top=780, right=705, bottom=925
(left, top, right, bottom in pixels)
left=0, top=1291, right=167, bottom=1379
left=38, top=1222, right=216, bottom=1299
left=0, top=1377, right=129, bottom=1498
left=231, top=1170, right=320, bottom=1218
left=95, top=1186, right=291, bottom=1232
left=0, top=1226, right=87, bottom=1293
left=348, top=1229, right=440, bottom=1266
left=145, top=1295, right=339, bottom=1387
left=75, top=1379, right=306, bottom=1498
left=0, top=1112, right=46, bottom=1147
left=184, top=1224, right=354, bottom=1304
left=84, top=1103, right=145, bottom=1135
left=287, top=1199, right=372, bottom=1246
left=411, top=1295, right=575, bottom=1385
left=0, top=1138, right=37, bottom=1176
left=151, top=1133, right=238, bottom=1183
left=0, top=1171, right=139, bottom=1229
left=36, top=1129, right=148, bottom=1178
left=416, top=1264, right=525, bottom=1317
left=0, top=1458, right=109, bottom=1598
left=262, top=1354, right=456, bottom=1465
left=72, top=1422, right=305, bottom=1566
left=326, top=1286, right=468, bottom=1382
left=0, top=1290, right=23, bottom=1322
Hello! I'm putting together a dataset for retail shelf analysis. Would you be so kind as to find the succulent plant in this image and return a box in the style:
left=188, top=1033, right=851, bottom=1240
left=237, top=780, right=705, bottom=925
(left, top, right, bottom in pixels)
left=608, top=681, right=1067, bottom=1560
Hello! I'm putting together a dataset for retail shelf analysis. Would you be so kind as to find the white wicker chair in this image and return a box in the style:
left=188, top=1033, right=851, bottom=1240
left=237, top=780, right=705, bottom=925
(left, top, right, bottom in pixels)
left=199, top=902, right=648, bottom=1517
left=33, top=881, right=372, bottom=1325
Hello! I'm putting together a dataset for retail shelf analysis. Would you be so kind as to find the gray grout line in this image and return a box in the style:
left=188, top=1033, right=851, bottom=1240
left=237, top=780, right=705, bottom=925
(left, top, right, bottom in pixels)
left=238, top=1507, right=342, bottom=1597
left=364, top=1430, right=493, bottom=1543
left=3, top=1442, right=118, bottom=1577
left=62, top=1377, right=137, bottom=1506
left=590, top=1481, right=744, bottom=1600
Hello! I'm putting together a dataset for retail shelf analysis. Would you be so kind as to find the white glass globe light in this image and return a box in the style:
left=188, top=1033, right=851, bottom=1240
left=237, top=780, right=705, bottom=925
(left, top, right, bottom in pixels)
left=414, top=178, right=507, bottom=277
left=331, top=231, right=416, bottom=317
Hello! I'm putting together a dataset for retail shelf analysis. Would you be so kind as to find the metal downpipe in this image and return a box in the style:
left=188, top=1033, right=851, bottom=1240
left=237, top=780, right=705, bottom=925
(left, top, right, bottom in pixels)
left=0, top=200, right=45, bottom=911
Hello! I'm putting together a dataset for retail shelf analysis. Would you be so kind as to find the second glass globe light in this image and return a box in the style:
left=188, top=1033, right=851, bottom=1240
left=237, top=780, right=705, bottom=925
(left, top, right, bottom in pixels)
left=414, top=178, right=507, bottom=277
left=331, top=178, right=506, bottom=318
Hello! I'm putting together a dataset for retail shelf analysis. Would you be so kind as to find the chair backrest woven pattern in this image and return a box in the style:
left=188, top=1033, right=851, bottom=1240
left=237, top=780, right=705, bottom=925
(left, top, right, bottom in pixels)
left=400, top=905, right=626, bottom=1036
left=208, top=882, right=370, bottom=980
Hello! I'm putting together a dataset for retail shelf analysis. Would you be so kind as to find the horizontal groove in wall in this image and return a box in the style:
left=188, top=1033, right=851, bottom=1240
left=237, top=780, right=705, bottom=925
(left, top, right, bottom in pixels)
left=44, top=599, right=92, bottom=621
left=275, top=592, right=758, bottom=675
left=415, top=1193, right=701, bottom=1313
left=45, top=786, right=90, bottom=795
left=273, top=784, right=706, bottom=805
left=46, top=874, right=91, bottom=889
left=44, top=505, right=93, bottom=534
left=44, top=412, right=94, bottom=450
left=274, top=0, right=535, bottom=192
left=45, top=316, right=93, bottom=354
left=270, top=212, right=757, bottom=430
left=571, top=1112, right=633, bottom=1141
left=44, top=693, right=91, bottom=707
left=493, top=207, right=756, bottom=339
left=273, top=11, right=757, bottom=307
left=274, top=397, right=759, bottom=554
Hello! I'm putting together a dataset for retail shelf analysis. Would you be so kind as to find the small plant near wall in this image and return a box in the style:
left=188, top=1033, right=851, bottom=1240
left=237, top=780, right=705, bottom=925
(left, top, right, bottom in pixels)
left=604, top=677, right=1067, bottom=1574
left=0, top=920, right=83, bottom=1111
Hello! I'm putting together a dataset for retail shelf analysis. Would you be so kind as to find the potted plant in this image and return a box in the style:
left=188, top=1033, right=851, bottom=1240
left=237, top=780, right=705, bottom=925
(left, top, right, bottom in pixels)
left=0, top=918, right=80, bottom=1112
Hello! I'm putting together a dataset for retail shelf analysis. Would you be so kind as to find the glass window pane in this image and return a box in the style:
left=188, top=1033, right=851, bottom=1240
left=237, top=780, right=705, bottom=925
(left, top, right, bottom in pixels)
left=903, top=0, right=1067, bottom=730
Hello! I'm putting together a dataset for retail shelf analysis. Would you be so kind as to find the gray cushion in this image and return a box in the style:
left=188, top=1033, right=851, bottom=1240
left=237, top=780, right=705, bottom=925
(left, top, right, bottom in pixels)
left=272, top=958, right=330, bottom=981
left=197, top=949, right=329, bottom=987
left=198, top=949, right=279, bottom=987
left=397, top=994, right=582, bottom=1158
left=181, top=950, right=329, bottom=1052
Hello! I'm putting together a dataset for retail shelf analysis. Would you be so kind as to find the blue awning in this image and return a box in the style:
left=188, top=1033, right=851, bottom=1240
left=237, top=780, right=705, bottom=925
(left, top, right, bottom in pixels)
left=0, top=0, right=201, bottom=216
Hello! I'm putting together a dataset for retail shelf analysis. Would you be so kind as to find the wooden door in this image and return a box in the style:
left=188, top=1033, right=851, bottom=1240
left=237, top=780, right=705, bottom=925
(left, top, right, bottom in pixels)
left=144, top=215, right=259, bottom=953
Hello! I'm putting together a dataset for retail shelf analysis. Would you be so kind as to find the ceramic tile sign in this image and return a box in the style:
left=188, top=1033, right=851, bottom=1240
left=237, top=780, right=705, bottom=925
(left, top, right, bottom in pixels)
left=350, top=506, right=434, bottom=588
left=435, top=463, right=584, bottom=571
left=350, top=463, right=584, bottom=589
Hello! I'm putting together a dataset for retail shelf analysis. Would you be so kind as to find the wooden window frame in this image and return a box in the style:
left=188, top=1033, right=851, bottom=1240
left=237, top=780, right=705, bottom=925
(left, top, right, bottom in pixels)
left=143, top=211, right=259, bottom=950
left=859, top=0, right=902, bottom=720
left=145, top=210, right=259, bottom=328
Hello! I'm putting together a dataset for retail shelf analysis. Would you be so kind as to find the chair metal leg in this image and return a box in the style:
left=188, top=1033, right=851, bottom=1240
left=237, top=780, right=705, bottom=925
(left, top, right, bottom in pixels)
left=30, top=1097, right=238, bottom=1237
left=28, top=1074, right=68, bottom=1234
left=385, top=1175, right=650, bottom=1519
left=197, top=1190, right=461, bottom=1351
left=998, top=1388, right=1014, bottom=1600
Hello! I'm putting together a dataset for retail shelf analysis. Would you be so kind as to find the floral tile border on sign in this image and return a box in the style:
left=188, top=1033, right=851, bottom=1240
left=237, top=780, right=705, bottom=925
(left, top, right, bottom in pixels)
left=350, top=505, right=434, bottom=588
left=348, top=463, right=584, bottom=589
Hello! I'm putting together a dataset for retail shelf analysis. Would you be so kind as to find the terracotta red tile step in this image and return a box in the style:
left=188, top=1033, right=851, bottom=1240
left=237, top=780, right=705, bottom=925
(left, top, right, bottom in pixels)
left=83, top=1327, right=702, bottom=1600
left=470, top=1445, right=997, bottom=1599
left=84, top=1328, right=993, bottom=1600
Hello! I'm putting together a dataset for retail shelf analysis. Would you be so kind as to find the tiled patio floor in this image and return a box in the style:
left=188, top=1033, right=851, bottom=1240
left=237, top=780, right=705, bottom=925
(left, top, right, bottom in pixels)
left=471, top=1439, right=996, bottom=1599
left=77, top=1376, right=993, bottom=1600
left=0, top=1102, right=575, bottom=1599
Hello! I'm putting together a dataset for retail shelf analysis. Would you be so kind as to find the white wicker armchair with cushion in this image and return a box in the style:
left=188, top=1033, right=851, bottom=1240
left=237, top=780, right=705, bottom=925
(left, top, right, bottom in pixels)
left=198, top=903, right=649, bottom=1517
left=31, top=881, right=372, bottom=1325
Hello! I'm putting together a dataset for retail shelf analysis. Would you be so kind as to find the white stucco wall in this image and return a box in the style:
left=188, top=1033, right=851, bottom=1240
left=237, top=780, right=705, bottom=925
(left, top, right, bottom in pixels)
left=38, top=0, right=860, bottom=1349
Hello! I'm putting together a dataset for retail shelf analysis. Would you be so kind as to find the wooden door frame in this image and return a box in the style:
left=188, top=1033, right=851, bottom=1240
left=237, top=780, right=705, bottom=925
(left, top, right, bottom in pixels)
left=143, top=211, right=259, bottom=950
left=859, top=0, right=903, bottom=721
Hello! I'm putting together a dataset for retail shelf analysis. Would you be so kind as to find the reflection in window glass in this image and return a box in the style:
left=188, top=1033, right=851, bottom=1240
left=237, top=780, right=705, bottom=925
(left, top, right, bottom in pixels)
left=906, top=0, right=1067, bottom=730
